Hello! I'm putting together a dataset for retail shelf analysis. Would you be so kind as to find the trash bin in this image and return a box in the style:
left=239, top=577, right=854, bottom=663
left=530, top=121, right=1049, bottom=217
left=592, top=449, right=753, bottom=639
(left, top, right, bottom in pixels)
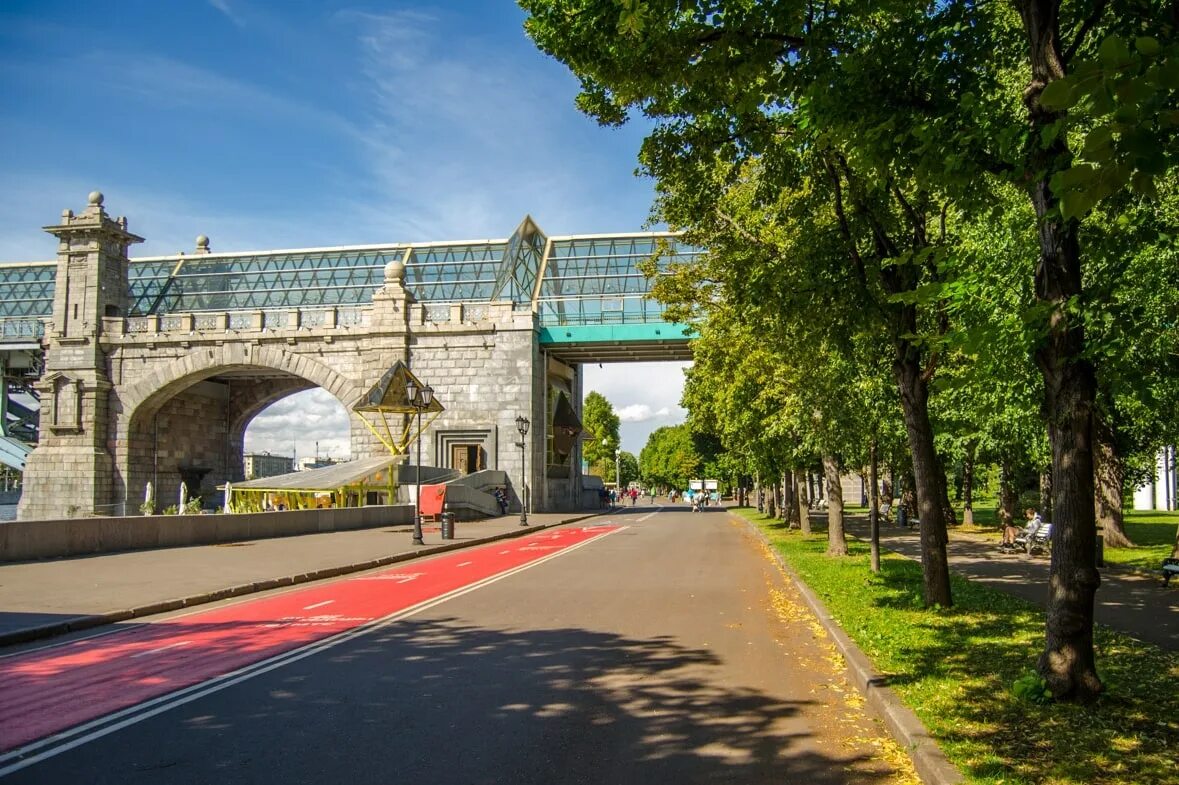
left=441, top=511, right=455, bottom=540
left=897, top=507, right=907, bottom=528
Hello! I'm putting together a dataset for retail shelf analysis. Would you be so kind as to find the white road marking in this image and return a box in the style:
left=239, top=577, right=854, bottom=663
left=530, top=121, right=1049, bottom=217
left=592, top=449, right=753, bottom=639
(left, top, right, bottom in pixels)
left=637, top=507, right=663, bottom=522
left=457, top=561, right=473, bottom=567
left=303, top=600, right=335, bottom=610
left=129, top=641, right=191, bottom=659
left=0, top=526, right=628, bottom=777
left=355, top=573, right=423, bottom=583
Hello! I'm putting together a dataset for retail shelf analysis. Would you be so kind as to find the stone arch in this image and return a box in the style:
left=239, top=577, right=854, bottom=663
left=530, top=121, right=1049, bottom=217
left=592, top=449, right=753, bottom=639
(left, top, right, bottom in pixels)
left=118, top=344, right=363, bottom=425
left=112, top=345, right=365, bottom=512
left=229, top=377, right=316, bottom=444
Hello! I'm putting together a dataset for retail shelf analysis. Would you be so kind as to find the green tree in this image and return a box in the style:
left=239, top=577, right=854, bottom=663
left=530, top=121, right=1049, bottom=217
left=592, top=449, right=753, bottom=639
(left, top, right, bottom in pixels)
left=582, top=390, right=620, bottom=473
left=619, top=451, right=639, bottom=488
left=522, top=4, right=995, bottom=607
left=523, top=0, right=1178, bottom=703
left=640, top=425, right=702, bottom=491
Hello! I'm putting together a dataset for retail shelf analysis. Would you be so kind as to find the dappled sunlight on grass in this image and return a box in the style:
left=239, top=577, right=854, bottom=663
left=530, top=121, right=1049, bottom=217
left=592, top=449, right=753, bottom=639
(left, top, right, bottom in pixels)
left=732, top=507, right=1179, bottom=785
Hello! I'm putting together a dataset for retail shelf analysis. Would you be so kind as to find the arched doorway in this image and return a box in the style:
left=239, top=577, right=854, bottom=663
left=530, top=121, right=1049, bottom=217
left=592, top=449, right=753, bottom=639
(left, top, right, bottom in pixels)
left=119, top=357, right=364, bottom=514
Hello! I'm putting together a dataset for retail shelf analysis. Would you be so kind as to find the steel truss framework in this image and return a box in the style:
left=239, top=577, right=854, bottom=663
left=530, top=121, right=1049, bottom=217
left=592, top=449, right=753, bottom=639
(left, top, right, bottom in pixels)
left=0, top=217, right=699, bottom=334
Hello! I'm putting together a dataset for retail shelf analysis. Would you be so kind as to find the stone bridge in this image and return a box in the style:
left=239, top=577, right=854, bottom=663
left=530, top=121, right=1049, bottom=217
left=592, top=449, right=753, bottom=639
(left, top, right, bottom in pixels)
left=2, top=194, right=696, bottom=520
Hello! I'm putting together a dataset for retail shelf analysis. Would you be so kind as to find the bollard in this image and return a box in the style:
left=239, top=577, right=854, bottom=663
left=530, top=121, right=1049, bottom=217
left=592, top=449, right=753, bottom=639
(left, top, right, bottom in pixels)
left=441, top=512, right=455, bottom=540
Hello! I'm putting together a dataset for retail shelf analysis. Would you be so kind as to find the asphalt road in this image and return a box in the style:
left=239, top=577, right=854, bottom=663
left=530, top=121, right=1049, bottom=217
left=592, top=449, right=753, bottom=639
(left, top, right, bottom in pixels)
left=2, top=505, right=910, bottom=784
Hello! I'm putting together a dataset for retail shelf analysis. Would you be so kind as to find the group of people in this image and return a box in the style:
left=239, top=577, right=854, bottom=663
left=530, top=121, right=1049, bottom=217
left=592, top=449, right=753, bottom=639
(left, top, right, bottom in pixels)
left=687, top=489, right=720, bottom=512
left=602, top=487, right=641, bottom=507
left=592, top=486, right=724, bottom=510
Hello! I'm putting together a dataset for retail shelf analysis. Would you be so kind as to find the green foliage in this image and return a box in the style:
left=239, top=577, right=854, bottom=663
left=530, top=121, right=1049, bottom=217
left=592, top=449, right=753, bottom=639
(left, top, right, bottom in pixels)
left=523, top=0, right=1179, bottom=693
left=640, top=424, right=703, bottom=490
left=618, top=451, right=639, bottom=488
left=582, top=390, right=620, bottom=467
left=1040, top=34, right=1179, bottom=221
left=1012, top=671, right=1054, bottom=705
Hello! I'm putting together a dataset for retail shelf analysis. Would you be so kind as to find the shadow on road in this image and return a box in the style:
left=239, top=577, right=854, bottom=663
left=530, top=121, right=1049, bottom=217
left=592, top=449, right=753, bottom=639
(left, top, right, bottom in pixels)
left=10, top=615, right=903, bottom=785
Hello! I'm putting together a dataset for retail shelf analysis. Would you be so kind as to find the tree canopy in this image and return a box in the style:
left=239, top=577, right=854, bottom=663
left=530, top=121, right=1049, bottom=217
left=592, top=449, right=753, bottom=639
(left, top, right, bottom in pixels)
left=524, top=0, right=1179, bottom=703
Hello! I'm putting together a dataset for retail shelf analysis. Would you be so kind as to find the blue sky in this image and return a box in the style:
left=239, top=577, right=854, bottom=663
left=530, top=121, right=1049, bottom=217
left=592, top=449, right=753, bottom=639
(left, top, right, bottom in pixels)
left=0, top=1, right=688, bottom=459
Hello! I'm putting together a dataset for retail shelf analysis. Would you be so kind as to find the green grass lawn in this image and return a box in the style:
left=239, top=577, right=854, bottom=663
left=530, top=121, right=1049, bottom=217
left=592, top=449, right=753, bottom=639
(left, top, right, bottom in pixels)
left=734, top=507, right=1179, bottom=785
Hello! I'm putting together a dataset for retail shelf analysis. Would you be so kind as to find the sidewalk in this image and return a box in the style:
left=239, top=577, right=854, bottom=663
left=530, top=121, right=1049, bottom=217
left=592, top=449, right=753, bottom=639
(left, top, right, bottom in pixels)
left=838, top=515, right=1178, bottom=651
left=0, top=511, right=602, bottom=648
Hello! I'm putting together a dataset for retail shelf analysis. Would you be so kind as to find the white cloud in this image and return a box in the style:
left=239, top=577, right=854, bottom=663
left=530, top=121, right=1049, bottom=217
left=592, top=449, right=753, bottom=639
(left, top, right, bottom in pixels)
left=617, top=404, right=654, bottom=422
left=244, top=389, right=352, bottom=463
left=584, top=362, right=690, bottom=454
left=208, top=0, right=246, bottom=28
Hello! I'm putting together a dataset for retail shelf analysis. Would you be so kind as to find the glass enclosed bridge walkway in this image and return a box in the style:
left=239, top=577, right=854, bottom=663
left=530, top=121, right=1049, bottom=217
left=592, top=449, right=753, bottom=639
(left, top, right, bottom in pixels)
left=0, top=216, right=698, bottom=468
left=0, top=215, right=697, bottom=362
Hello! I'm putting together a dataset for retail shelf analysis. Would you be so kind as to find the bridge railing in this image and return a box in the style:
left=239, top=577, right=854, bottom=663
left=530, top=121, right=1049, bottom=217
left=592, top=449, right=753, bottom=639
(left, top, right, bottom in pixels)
left=535, top=294, right=668, bottom=327
left=103, top=301, right=523, bottom=339
left=0, top=318, right=46, bottom=341
left=113, top=307, right=374, bottom=336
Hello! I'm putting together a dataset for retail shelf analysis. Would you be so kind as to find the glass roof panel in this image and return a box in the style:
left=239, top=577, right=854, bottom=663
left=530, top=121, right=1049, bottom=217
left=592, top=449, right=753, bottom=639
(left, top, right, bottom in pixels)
left=492, top=217, right=547, bottom=303
left=0, top=263, right=57, bottom=319
left=0, top=229, right=695, bottom=331
left=536, top=235, right=700, bottom=326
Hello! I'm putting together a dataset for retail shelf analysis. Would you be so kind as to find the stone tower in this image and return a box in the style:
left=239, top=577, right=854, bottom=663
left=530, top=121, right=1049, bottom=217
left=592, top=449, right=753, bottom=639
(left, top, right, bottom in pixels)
left=17, top=193, right=143, bottom=519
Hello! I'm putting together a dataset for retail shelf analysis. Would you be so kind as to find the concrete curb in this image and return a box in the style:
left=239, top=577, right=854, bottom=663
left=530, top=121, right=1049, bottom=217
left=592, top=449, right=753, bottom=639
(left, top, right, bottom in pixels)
left=735, top=512, right=964, bottom=785
left=0, top=512, right=602, bottom=649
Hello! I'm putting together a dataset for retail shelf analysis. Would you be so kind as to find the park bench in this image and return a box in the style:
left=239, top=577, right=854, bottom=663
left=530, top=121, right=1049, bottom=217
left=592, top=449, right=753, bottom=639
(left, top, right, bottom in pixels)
left=1162, top=558, right=1179, bottom=587
left=1014, top=521, right=1052, bottom=554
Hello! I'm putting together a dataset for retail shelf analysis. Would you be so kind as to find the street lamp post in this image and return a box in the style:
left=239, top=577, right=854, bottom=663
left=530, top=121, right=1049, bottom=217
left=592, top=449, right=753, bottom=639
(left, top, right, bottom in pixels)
left=515, top=416, right=530, bottom=526
left=405, top=378, right=434, bottom=546
left=615, top=449, right=621, bottom=494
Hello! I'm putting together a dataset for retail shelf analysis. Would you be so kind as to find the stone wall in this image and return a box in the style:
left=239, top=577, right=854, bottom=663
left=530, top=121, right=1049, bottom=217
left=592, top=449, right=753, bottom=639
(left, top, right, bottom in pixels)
left=1, top=505, right=413, bottom=561
left=16, top=198, right=586, bottom=519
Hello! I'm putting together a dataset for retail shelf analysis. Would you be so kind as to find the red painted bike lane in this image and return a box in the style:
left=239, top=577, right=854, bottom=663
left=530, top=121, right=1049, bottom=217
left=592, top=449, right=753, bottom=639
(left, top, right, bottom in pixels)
left=0, top=525, right=620, bottom=754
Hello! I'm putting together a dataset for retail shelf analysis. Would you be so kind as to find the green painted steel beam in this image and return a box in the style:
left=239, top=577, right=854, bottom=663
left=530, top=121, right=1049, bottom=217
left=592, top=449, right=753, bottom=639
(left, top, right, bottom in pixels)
left=538, top=322, right=695, bottom=363
left=539, top=323, right=694, bottom=345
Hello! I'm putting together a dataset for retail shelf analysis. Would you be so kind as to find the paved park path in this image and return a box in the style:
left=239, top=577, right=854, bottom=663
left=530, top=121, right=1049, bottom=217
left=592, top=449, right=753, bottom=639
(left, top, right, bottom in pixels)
left=839, top=515, right=1178, bottom=651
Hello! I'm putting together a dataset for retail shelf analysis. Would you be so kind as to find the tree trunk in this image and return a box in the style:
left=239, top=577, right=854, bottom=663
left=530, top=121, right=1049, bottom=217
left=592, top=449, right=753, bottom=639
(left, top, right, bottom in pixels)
left=766, top=484, right=776, bottom=519
left=939, top=455, right=958, bottom=526
left=824, top=453, right=848, bottom=555
left=797, top=471, right=811, bottom=535
left=1093, top=414, right=1133, bottom=547
left=869, top=436, right=881, bottom=573
left=1018, top=0, right=1103, bottom=703
left=783, top=470, right=798, bottom=527
left=1040, top=469, right=1053, bottom=521
left=962, top=443, right=975, bottom=525
left=999, top=458, right=1019, bottom=530
left=894, top=350, right=953, bottom=607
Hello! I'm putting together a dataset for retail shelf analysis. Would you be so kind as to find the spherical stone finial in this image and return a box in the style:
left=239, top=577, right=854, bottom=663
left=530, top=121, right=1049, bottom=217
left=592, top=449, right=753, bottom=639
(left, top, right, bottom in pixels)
left=384, top=259, right=405, bottom=282
left=88, top=191, right=104, bottom=206
left=196, top=235, right=210, bottom=250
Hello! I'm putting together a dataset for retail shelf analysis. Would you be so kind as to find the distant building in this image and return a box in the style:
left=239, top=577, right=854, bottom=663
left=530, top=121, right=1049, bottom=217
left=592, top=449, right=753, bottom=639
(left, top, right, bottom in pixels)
left=1134, top=446, right=1177, bottom=511
left=298, top=456, right=341, bottom=472
left=244, top=452, right=294, bottom=480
